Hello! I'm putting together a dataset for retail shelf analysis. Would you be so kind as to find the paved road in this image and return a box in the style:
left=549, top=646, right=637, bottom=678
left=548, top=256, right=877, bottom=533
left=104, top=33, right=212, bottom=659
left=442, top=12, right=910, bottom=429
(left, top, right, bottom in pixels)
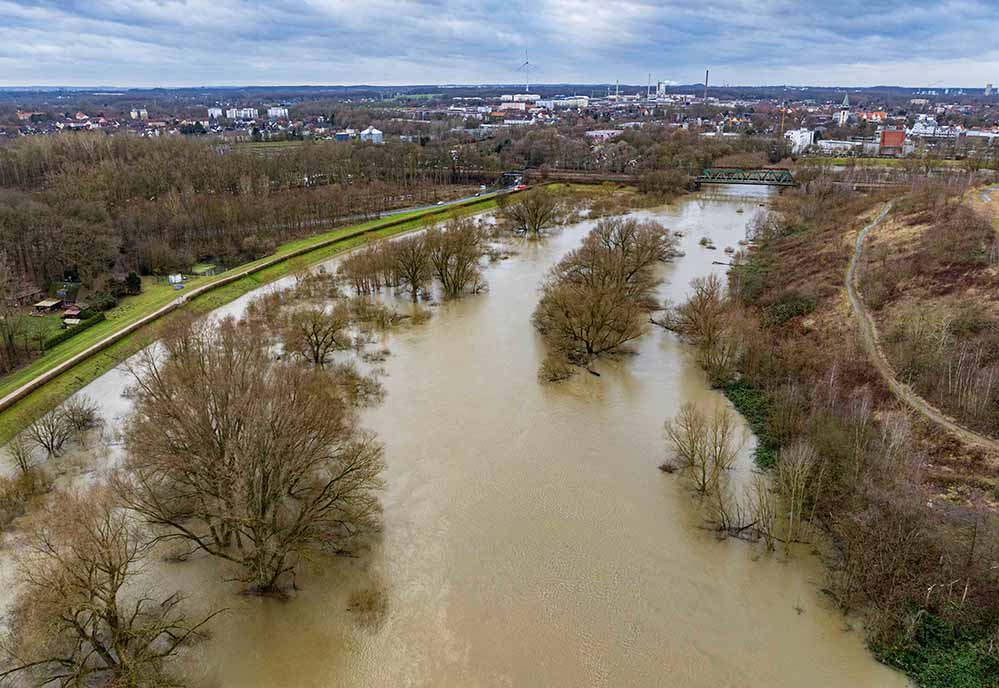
left=846, top=202, right=999, bottom=454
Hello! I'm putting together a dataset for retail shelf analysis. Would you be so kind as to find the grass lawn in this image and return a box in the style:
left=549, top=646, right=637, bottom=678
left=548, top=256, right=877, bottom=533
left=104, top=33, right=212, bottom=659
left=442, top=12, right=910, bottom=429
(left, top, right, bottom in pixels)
left=801, top=156, right=967, bottom=168
left=0, top=195, right=500, bottom=443
left=21, top=314, right=65, bottom=346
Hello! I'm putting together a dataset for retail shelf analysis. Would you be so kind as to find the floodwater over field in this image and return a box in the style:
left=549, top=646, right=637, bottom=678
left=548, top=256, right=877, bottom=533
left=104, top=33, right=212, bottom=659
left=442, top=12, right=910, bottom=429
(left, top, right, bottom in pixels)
left=4, top=187, right=908, bottom=687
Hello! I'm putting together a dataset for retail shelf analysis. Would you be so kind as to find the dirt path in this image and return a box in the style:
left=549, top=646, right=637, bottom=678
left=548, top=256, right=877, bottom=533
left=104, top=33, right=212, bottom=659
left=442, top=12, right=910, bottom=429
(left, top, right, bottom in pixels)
left=846, top=202, right=999, bottom=454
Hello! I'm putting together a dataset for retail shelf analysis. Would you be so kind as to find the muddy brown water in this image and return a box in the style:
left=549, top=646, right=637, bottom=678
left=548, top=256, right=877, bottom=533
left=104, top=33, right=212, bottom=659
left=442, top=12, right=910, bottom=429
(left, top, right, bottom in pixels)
left=2, top=187, right=907, bottom=687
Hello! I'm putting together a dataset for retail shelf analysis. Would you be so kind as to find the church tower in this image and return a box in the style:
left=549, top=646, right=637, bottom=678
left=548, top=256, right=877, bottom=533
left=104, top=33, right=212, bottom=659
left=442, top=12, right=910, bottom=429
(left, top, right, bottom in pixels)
left=837, top=93, right=850, bottom=127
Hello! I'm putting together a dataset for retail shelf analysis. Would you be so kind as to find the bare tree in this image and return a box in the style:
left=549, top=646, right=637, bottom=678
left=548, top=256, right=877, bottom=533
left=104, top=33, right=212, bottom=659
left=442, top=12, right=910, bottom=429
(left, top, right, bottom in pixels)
left=5, top=435, right=33, bottom=476
left=281, top=304, right=352, bottom=369
left=118, top=319, right=385, bottom=594
left=664, top=402, right=744, bottom=494
left=663, top=274, right=740, bottom=384
left=391, top=234, right=432, bottom=301
left=0, top=489, right=220, bottom=687
left=533, top=217, right=675, bottom=367
left=499, top=187, right=561, bottom=236
left=26, top=409, right=73, bottom=458
left=426, top=219, right=486, bottom=299
left=775, top=441, right=816, bottom=549
left=61, top=394, right=103, bottom=434
left=0, top=250, right=27, bottom=374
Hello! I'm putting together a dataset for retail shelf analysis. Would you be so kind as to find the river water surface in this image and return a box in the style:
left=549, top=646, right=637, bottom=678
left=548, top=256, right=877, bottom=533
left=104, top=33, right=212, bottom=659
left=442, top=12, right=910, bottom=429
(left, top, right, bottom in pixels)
left=10, top=187, right=907, bottom=687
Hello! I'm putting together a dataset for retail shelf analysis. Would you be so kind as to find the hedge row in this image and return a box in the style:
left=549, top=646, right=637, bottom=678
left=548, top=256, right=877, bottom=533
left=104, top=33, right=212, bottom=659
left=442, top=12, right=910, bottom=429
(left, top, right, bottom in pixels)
left=41, top=313, right=107, bottom=351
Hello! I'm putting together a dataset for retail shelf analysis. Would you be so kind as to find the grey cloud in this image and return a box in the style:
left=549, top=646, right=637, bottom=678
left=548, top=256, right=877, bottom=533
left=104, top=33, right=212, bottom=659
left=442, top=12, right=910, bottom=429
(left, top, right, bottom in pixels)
left=1, top=0, right=997, bottom=86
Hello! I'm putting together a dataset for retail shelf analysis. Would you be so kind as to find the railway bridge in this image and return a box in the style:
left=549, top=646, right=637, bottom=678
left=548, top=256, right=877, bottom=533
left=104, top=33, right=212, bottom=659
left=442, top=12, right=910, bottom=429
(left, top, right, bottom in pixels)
left=694, top=167, right=796, bottom=188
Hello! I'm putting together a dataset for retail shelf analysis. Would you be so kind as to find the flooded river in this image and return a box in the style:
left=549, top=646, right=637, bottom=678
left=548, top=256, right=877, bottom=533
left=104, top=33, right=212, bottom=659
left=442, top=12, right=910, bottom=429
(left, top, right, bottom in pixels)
left=6, top=187, right=907, bottom=687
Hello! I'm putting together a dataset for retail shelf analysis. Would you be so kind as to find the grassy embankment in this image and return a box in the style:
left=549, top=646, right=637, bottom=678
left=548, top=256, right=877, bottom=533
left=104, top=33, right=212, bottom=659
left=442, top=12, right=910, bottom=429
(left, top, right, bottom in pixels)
left=0, top=196, right=500, bottom=443
left=800, top=157, right=967, bottom=169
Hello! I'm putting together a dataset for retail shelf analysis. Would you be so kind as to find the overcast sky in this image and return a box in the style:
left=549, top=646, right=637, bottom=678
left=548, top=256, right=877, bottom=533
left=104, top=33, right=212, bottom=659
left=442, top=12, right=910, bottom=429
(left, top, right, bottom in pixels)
left=2, top=0, right=998, bottom=88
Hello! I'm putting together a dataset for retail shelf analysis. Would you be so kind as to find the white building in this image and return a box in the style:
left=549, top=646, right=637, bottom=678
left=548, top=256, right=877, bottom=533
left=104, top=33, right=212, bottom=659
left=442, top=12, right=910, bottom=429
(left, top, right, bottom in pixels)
left=207, top=107, right=224, bottom=120
left=537, top=97, right=590, bottom=110
left=512, top=93, right=541, bottom=103
left=225, top=107, right=259, bottom=120
left=815, top=139, right=862, bottom=154
left=909, top=116, right=961, bottom=139
left=267, top=107, right=289, bottom=119
left=129, top=108, right=149, bottom=120
left=784, top=128, right=815, bottom=154
left=360, top=126, right=384, bottom=144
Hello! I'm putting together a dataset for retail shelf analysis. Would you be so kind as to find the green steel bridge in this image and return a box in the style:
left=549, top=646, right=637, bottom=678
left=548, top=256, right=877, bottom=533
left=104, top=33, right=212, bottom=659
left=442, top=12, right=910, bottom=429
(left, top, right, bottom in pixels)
left=694, top=167, right=797, bottom=188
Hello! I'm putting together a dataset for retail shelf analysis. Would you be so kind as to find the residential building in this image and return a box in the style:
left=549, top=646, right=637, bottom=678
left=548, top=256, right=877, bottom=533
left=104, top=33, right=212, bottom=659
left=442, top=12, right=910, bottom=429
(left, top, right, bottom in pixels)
left=225, top=107, right=259, bottom=120
left=879, top=128, right=906, bottom=156
left=909, top=116, right=960, bottom=139
left=207, top=107, right=224, bottom=119
left=784, top=128, right=815, bottom=154
left=267, top=107, right=289, bottom=119
left=815, top=139, right=862, bottom=154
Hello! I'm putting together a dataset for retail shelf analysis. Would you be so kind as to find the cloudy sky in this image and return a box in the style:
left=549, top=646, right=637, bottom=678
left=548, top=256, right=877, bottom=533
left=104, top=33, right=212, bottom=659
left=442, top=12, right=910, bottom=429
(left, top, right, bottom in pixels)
left=2, top=0, right=998, bottom=88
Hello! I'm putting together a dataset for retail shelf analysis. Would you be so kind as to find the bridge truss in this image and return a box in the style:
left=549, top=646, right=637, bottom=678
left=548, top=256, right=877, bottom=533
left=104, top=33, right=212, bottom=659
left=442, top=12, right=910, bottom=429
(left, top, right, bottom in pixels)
left=695, top=167, right=797, bottom=187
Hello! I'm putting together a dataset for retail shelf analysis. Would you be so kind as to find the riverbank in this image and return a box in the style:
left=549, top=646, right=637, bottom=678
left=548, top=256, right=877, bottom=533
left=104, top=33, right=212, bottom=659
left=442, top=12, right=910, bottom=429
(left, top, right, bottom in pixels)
left=704, top=179, right=999, bottom=688
left=0, top=194, right=502, bottom=444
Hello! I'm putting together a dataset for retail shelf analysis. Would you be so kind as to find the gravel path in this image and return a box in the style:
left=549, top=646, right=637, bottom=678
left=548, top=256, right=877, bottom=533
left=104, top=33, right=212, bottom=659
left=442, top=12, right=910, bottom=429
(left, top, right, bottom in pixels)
left=846, top=202, right=999, bottom=453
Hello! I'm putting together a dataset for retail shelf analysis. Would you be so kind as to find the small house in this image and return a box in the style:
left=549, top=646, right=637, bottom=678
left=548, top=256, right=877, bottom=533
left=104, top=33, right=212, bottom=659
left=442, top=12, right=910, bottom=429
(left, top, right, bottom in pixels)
left=33, top=298, right=63, bottom=313
left=61, top=306, right=81, bottom=320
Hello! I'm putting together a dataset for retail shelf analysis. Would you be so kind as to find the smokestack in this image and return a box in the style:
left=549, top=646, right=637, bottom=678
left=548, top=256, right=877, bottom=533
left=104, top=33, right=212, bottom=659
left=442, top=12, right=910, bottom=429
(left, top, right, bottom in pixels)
left=704, top=69, right=709, bottom=99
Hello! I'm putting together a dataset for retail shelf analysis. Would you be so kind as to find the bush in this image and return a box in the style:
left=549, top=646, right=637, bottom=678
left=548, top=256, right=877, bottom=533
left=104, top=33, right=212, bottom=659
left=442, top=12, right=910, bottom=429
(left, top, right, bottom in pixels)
left=538, top=353, right=573, bottom=382
left=764, top=289, right=817, bottom=327
left=88, top=292, right=119, bottom=312
left=125, top=271, right=142, bottom=295
left=875, top=614, right=999, bottom=688
left=41, top=312, right=106, bottom=350
left=0, top=468, right=51, bottom=528
left=722, top=380, right=778, bottom=467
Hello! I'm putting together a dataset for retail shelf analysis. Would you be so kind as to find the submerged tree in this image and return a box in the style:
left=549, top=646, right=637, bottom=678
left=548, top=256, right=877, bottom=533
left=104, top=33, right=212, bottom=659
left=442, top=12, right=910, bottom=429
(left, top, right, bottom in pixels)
left=281, top=304, right=352, bottom=369
left=118, top=318, right=385, bottom=594
left=663, top=402, right=743, bottom=494
left=499, top=187, right=561, bottom=236
left=663, top=274, right=742, bottom=385
left=0, top=489, right=219, bottom=687
left=25, top=408, right=73, bottom=458
left=391, top=233, right=432, bottom=301
left=533, top=217, right=675, bottom=369
left=426, top=218, right=487, bottom=298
